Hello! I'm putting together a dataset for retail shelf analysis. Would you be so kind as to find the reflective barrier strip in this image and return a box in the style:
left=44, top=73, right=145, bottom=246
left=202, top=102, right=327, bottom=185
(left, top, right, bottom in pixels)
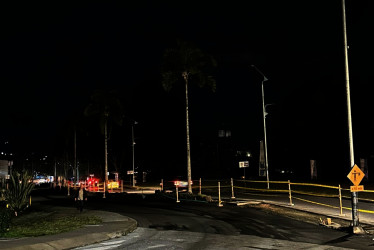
left=291, top=190, right=339, bottom=198
left=236, top=180, right=289, bottom=184
left=340, top=194, right=374, bottom=203
left=193, top=185, right=217, bottom=188
left=357, top=208, right=374, bottom=214
left=293, top=196, right=340, bottom=209
left=339, top=205, right=374, bottom=214
left=358, top=198, right=374, bottom=202
left=194, top=185, right=231, bottom=189
left=290, top=183, right=339, bottom=189
left=235, top=186, right=289, bottom=193
left=241, top=192, right=284, bottom=197
left=293, top=196, right=374, bottom=214
left=361, top=190, right=374, bottom=193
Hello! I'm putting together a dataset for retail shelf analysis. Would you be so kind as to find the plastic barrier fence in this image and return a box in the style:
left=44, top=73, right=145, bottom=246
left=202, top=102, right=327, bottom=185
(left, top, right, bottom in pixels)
left=162, top=178, right=374, bottom=214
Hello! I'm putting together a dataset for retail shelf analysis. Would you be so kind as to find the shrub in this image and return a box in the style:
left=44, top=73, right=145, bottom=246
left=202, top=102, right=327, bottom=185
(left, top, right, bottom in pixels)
left=4, top=171, right=34, bottom=216
left=0, top=204, right=11, bottom=234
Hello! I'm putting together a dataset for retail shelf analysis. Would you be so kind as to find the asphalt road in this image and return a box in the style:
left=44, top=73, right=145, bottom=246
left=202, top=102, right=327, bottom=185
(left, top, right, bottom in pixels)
left=58, top=193, right=374, bottom=249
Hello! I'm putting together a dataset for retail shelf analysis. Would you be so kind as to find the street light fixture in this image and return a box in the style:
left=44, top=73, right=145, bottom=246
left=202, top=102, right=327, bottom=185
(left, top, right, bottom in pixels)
left=251, top=65, right=270, bottom=189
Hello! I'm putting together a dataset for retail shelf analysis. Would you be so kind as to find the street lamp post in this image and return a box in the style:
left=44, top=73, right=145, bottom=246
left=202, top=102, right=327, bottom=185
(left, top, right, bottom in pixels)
left=252, top=65, right=270, bottom=189
left=341, top=0, right=364, bottom=234
left=132, top=121, right=137, bottom=187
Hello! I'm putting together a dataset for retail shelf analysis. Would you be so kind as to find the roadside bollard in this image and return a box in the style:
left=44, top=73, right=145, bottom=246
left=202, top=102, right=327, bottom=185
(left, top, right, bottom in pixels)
left=67, top=183, right=70, bottom=196
left=288, top=180, right=293, bottom=206
left=218, top=182, right=223, bottom=207
left=176, top=185, right=180, bottom=203
left=103, top=182, right=106, bottom=198
left=161, top=179, right=164, bottom=191
left=231, top=178, right=235, bottom=199
left=339, top=184, right=343, bottom=216
left=199, top=178, right=202, bottom=195
left=121, top=180, right=124, bottom=193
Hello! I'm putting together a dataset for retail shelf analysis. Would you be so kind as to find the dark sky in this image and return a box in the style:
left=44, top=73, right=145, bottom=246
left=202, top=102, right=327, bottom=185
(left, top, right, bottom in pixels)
left=1, top=1, right=374, bottom=180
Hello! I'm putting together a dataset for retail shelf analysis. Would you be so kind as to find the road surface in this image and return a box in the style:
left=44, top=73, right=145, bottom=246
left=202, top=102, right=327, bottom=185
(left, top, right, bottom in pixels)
left=70, top=193, right=374, bottom=249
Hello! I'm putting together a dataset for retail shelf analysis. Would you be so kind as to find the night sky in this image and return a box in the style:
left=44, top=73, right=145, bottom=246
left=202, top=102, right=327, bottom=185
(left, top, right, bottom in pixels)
left=1, top=1, right=374, bottom=181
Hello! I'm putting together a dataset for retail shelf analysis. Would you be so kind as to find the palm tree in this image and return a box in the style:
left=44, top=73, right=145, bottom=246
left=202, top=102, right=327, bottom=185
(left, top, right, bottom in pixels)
left=161, top=39, right=216, bottom=193
left=84, top=89, right=124, bottom=192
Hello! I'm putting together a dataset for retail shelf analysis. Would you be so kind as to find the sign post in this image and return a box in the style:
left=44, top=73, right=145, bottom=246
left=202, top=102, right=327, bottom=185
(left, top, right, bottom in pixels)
left=239, top=161, right=249, bottom=179
left=347, top=164, right=365, bottom=234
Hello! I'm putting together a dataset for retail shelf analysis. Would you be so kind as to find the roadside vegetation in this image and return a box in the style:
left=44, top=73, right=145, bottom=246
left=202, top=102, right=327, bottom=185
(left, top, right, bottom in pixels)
left=0, top=170, right=102, bottom=238
left=1, top=209, right=102, bottom=238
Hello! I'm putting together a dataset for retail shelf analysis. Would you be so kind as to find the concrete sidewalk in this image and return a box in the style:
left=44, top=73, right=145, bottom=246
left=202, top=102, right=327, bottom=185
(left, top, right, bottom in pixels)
left=0, top=207, right=137, bottom=250
left=226, top=194, right=374, bottom=232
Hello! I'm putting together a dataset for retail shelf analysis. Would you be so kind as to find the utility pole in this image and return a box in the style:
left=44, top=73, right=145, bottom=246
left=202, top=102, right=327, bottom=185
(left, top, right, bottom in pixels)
left=341, top=0, right=364, bottom=234
left=252, top=65, right=270, bottom=189
left=183, top=71, right=192, bottom=194
left=104, top=112, right=108, bottom=198
left=74, top=127, right=78, bottom=183
left=132, top=122, right=136, bottom=187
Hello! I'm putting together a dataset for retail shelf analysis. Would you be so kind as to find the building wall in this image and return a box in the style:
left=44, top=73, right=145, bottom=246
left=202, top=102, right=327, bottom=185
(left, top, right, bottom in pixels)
left=0, top=160, right=8, bottom=178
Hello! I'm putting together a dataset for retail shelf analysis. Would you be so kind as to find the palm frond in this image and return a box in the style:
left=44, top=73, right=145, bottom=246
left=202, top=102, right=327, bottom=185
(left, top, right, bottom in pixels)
left=161, top=39, right=217, bottom=91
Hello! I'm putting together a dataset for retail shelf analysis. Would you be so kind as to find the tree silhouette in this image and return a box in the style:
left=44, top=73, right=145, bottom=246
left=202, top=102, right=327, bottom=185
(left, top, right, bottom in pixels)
left=161, top=39, right=216, bottom=193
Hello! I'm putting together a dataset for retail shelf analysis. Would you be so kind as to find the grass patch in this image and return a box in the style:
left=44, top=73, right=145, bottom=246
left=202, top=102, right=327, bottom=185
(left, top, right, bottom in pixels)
left=0, top=214, right=102, bottom=238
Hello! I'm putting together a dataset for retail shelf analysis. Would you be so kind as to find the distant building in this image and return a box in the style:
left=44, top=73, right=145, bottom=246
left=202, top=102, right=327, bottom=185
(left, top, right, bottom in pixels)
left=0, top=160, right=8, bottom=178
left=218, top=129, right=231, bottom=138
left=0, top=140, right=13, bottom=184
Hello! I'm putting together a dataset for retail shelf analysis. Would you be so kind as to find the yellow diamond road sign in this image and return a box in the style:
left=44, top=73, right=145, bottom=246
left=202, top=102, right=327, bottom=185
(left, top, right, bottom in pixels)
left=347, top=164, right=365, bottom=186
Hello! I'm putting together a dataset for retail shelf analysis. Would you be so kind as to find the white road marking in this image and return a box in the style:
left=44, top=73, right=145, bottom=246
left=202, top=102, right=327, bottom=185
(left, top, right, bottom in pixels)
left=78, top=246, right=120, bottom=250
left=100, top=239, right=126, bottom=245
left=146, top=244, right=166, bottom=249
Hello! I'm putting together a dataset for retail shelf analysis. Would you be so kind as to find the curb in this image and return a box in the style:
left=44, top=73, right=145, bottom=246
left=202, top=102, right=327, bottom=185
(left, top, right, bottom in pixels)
left=3, top=218, right=138, bottom=250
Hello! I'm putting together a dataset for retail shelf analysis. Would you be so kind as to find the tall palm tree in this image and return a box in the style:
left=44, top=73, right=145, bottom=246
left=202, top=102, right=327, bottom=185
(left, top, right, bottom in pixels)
left=84, top=89, right=124, bottom=189
left=161, top=39, right=216, bottom=193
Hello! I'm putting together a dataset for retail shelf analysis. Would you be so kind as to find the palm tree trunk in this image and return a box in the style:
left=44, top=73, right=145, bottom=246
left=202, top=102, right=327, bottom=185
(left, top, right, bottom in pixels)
left=104, top=113, right=109, bottom=187
left=183, top=72, right=192, bottom=194
left=74, top=127, right=78, bottom=183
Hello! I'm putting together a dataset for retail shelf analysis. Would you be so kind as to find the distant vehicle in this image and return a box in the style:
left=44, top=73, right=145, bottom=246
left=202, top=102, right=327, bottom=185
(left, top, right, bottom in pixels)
left=32, top=175, right=49, bottom=185
left=171, top=179, right=193, bottom=192
left=174, top=180, right=192, bottom=187
left=33, top=178, right=47, bottom=185
left=86, top=177, right=99, bottom=187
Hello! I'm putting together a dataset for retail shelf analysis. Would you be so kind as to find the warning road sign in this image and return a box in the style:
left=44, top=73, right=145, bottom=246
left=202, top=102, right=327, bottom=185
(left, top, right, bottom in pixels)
left=350, top=185, right=364, bottom=192
left=347, top=164, right=365, bottom=186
